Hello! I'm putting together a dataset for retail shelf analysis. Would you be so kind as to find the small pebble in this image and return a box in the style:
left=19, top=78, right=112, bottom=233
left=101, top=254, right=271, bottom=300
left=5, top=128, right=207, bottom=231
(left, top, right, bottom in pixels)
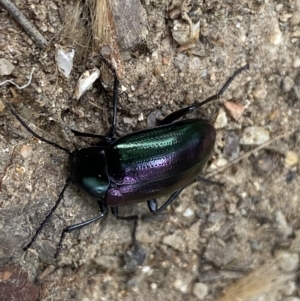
left=204, top=237, right=237, bottom=267
left=282, top=76, right=294, bottom=92
left=27, top=38, right=33, bottom=46
left=123, top=117, right=134, bottom=125
left=0, top=100, right=5, bottom=112
left=19, top=145, right=32, bottom=158
left=153, top=66, right=161, bottom=76
left=269, top=20, right=282, bottom=45
left=151, top=51, right=158, bottom=59
left=0, top=58, right=15, bottom=75
left=280, top=13, right=293, bottom=22
left=286, top=170, right=296, bottom=183
left=193, top=282, right=208, bottom=300
left=285, top=151, right=298, bottom=167
left=268, top=109, right=281, bottom=121
left=224, top=101, right=244, bottom=120
left=209, top=158, right=228, bottom=170
left=253, top=84, right=267, bottom=101
left=275, top=210, right=293, bottom=238
left=249, top=240, right=262, bottom=251
left=291, top=9, right=300, bottom=25
left=223, top=131, right=240, bottom=160
left=188, top=57, right=201, bottom=72
left=138, top=113, right=144, bottom=121
left=292, top=58, right=300, bottom=68
left=282, top=281, right=296, bottom=296
left=162, top=57, right=169, bottom=65
left=240, top=126, right=270, bottom=145
left=293, top=30, right=300, bottom=38
left=275, top=4, right=284, bottom=11
left=173, top=278, right=192, bottom=294
left=183, top=208, right=194, bottom=217
left=275, top=250, right=299, bottom=272
left=15, top=166, right=25, bottom=174
left=214, top=109, right=228, bottom=129
left=141, top=266, right=151, bottom=274
left=169, top=7, right=181, bottom=19
left=227, top=202, right=237, bottom=214
left=184, top=91, right=194, bottom=105
left=185, top=221, right=201, bottom=251
left=150, top=283, right=157, bottom=290
left=163, top=229, right=185, bottom=252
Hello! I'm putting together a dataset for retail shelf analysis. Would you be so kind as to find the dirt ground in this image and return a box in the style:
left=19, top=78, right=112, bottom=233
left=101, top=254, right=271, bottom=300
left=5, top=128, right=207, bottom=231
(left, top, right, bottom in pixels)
left=1, top=1, right=300, bottom=301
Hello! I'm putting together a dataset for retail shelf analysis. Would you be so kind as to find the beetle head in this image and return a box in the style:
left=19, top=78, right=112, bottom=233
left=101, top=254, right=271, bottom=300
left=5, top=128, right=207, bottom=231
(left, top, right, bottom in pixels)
left=70, top=148, right=110, bottom=199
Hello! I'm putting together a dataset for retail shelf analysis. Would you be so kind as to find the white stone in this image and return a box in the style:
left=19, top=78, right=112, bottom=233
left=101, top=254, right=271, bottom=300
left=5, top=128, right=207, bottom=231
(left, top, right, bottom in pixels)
left=240, top=126, right=270, bottom=145
left=193, top=282, right=208, bottom=300
left=0, top=58, right=15, bottom=75
left=74, top=68, right=100, bottom=100
left=55, top=46, right=75, bottom=78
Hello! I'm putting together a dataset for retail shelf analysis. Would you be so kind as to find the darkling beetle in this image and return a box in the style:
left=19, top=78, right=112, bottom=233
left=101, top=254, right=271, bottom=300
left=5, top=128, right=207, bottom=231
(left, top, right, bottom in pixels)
left=11, top=54, right=248, bottom=258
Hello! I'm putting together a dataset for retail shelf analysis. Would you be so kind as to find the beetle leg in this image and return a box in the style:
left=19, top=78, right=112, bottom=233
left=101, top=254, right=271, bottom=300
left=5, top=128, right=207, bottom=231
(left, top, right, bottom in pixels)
left=23, top=177, right=71, bottom=252
left=71, top=129, right=114, bottom=145
left=54, top=200, right=108, bottom=258
left=159, top=64, right=249, bottom=125
left=71, top=129, right=107, bottom=139
left=197, top=175, right=225, bottom=186
left=147, top=187, right=185, bottom=213
left=147, top=199, right=158, bottom=212
left=111, top=207, right=138, bottom=221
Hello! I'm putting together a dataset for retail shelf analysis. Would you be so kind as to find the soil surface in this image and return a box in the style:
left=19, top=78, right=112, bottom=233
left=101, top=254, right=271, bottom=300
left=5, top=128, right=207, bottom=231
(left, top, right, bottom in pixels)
left=1, top=1, right=300, bottom=301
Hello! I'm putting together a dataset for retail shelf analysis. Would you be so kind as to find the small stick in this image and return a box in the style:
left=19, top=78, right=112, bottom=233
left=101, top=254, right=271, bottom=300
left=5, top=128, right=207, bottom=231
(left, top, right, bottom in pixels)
left=0, top=0, right=47, bottom=48
left=0, top=67, right=35, bottom=89
left=206, top=130, right=293, bottom=179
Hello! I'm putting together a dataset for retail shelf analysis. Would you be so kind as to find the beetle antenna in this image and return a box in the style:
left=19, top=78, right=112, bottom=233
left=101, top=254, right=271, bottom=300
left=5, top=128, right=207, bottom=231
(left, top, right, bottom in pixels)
left=11, top=108, right=71, bottom=155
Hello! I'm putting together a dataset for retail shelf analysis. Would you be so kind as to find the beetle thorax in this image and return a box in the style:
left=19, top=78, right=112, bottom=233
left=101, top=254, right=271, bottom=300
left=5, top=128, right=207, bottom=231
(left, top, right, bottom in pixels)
left=71, top=148, right=110, bottom=199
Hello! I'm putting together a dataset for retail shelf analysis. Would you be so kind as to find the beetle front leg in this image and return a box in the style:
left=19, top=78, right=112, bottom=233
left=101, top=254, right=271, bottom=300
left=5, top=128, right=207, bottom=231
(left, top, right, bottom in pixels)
left=23, top=177, right=71, bottom=252
left=55, top=200, right=108, bottom=258
left=147, top=187, right=185, bottom=213
left=111, top=207, right=138, bottom=221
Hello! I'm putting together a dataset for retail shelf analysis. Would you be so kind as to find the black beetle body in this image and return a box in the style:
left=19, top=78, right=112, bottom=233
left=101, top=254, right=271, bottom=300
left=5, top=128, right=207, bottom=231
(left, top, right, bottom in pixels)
left=72, top=119, right=215, bottom=207
left=11, top=55, right=248, bottom=257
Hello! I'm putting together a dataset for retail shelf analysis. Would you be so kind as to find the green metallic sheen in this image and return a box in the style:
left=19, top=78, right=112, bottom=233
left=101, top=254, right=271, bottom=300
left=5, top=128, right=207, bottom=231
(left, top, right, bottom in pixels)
left=104, top=118, right=216, bottom=206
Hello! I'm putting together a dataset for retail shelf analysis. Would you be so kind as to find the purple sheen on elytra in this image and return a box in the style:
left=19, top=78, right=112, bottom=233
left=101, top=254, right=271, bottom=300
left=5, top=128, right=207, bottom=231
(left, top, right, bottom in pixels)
left=105, top=119, right=216, bottom=207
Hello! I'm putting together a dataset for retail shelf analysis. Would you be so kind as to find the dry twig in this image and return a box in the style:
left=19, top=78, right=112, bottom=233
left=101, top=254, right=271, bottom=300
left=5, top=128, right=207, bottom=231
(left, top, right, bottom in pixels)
left=0, top=0, right=47, bottom=48
left=206, top=130, right=293, bottom=178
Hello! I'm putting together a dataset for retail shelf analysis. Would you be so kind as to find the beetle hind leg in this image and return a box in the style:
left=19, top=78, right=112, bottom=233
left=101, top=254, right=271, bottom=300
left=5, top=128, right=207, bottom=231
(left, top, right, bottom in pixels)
left=111, top=207, right=138, bottom=221
left=197, top=175, right=225, bottom=186
left=147, top=187, right=185, bottom=213
left=54, top=200, right=108, bottom=258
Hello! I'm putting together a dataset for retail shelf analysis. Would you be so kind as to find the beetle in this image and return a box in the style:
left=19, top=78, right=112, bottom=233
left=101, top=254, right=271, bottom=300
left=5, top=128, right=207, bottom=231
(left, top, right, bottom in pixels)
left=11, top=54, right=248, bottom=257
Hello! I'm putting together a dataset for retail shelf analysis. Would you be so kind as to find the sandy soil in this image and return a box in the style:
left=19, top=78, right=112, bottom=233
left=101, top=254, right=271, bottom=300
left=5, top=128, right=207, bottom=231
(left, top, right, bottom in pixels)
left=0, top=1, right=300, bottom=301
